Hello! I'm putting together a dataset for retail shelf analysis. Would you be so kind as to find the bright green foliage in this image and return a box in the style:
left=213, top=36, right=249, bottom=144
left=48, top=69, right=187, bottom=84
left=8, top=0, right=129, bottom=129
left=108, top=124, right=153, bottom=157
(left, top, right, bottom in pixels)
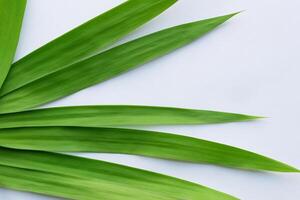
left=0, top=147, right=237, bottom=200
left=0, top=0, right=177, bottom=96
left=0, top=165, right=135, bottom=200
left=0, top=126, right=297, bottom=172
left=0, top=13, right=237, bottom=113
left=0, top=0, right=297, bottom=199
left=0, top=0, right=26, bottom=88
left=0, top=105, right=258, bottom=128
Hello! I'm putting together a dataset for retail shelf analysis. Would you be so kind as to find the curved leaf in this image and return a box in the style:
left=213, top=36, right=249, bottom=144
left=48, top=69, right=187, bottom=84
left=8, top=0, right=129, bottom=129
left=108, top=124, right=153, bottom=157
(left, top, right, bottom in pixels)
left=0, top=13, right=237, bottom=113
left=0, top=105, right=258, bottom=128
left=0, top=147, right=237, bottom=200
left=0, top=0, right=26, bottom=88
left=0, top=126, right=297, bottom=172
left=0, top=165, right=136, bottom=200
left=0, top=0, right=177, bottom=96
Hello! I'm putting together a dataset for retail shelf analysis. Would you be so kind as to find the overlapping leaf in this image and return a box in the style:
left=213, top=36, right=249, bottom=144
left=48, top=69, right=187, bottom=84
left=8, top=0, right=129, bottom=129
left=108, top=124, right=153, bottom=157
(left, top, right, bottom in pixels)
left=0, top=147, right=237, bottom=200
left=0, top=13, right=237, bottom=113
left=0, top=126, right=297, bottom=172
left=0, top=0, right=26, bottom=88
left=0, top=0, right=177, bottom=96
left=0, top=105, right=258, bottom=128
left=0, top=0, right=297, bottom=199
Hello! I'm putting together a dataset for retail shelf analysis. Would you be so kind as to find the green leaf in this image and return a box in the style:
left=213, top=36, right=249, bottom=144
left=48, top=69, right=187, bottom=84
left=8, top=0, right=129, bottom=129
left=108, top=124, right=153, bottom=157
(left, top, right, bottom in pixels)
left=0, top=126, right=297, bottom=172
left=0, top=0, right=26, bottom=88
left=0, top=0, right=177, bottom=96
left=2, top=164, right=213, bottom=200
left=0, top=105, right=258, bottom=128
left=0, top=147, right=238, bottom=200
left=0, top=165, right=139, bottom=200
left=0, top=13, right=237, bottom=113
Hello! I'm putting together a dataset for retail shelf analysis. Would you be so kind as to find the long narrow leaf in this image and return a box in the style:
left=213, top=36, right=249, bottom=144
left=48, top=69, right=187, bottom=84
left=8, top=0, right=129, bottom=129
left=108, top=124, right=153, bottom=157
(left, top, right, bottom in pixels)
left=0, top=0, right=26, bottom=88
left=1, top=164, right=203, bottom=200
left=0, top=0, right=177, bottom=96
left=0, top=126, right=297, bottom=172
left=0, top=105, right=258, bottom=128
left=0, top=165, right=135, bottom=200
left=0, top=13, right=237, bottom=113
left=0, top=147, right=237, bottom=200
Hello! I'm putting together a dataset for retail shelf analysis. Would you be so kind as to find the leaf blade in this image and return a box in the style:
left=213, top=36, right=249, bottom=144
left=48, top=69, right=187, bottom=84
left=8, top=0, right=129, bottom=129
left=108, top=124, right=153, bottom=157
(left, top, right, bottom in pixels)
left=0, top=105, right=258, bottom=128
left=0, top=126, right=297, bottom=172
left=0, top=147, right=238, bottom=200
left=0, top=165, right=120, bottom=200
left=0, top=0, right=26, bottom=88
left=0, top=0, right=177, bottom=96
left=0, top=13, right=237, bottom=113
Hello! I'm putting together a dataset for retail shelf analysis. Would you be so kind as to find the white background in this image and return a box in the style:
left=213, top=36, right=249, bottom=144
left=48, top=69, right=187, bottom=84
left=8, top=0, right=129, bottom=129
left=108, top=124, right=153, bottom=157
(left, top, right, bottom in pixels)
left=1, top=0, right=300, bottom=199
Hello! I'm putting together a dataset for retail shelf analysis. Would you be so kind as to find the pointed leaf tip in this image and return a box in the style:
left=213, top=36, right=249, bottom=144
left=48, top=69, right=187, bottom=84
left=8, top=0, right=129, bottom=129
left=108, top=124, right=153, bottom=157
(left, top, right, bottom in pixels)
left=0, top=105, right=259, bottom=128
left=276, top=164, right=300, bottom=173
left=246, top=115, right=265, bottom=120
left=212, top=12, right=239, bottom=23
left=0, top=147, right=238, bottom=200
left=0, top=13, right=243, bottom=112
left=0, top=126, right=296, bottom=173
left=281, top=164, right=300, bottom=173
left=198, top=12, right=240, bottom=28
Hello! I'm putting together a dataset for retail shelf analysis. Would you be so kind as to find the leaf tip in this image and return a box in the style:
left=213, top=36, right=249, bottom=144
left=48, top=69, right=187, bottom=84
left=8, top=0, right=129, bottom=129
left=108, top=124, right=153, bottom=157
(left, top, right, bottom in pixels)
left=236, top=114, right=264, bottom=122
left=269, top=159, right=300, bottom=173
left=249, top=115, right=266, bottom=120
left=218, top=11, right=241, bottom=22
left=199, top=11, right=240, bottom=28
left=232, top=10, right=245, bottom=16
left=282, top=165, right=300, bottom=173
left=286, top=164, right=300, bottom=173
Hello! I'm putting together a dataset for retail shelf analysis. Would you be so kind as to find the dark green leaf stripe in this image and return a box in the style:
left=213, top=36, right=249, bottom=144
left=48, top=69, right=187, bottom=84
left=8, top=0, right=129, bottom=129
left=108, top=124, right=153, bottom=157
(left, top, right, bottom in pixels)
left=0, top=0, right=26, bottom=88
left=0, top=147, right=237, bottom=200
left=0, top=126, right=297, bottom=172
left=0, top=13, right=237, bottom=113
left=0, top=105, right=258, bottom=128
left=0, top=0, right=177, bottom=96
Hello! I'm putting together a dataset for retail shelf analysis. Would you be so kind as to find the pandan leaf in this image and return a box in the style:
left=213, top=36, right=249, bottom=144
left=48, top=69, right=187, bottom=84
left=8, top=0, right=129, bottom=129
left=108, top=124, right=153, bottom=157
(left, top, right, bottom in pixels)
left=0, top=147, right=237, bottom=200
left=2, top=164, right=212, bottom=200
left=0, top=165, right=142, bottom=200
left=0, top=0, right=26, bottom=88
left=0, top=13, right=237, bottom=113
left=0, top=126, right=297, bottom=172
left=0, top=0, right=177, bottom=96
left=0, top=105, right=258, bottom=128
